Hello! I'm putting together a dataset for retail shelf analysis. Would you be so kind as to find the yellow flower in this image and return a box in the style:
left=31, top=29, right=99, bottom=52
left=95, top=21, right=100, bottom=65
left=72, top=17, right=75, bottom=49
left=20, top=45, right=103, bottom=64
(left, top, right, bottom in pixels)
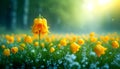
left=45, top=37, right=52, bottom=43
left=5, top=35, right=10, bottom=40
left=32, top=17, right=49, bottom=35
left=70, top=42, right=81, bottom=54
left=19, top=43, right=25, bottom=50
left=97, top=41, right=102, bottom=45
left=78, top=39, right=84, bottom=45
left=3, top=48, right=10, bottom=56
left=94, top=44, right=107, bottom=57
left=102, top=36, right=109, bottom=43
left=89, top=32, right=95, bottom=37
left=24, top=35, right=33, bottom=43
left=20, top=43, right=26, bottom=47
left=60, top=38, right=67, bottom=46
left=49, top=43, right=53, bottom=47
left=34, top=41, right=39, bottom=46
left=90, top=37, right=97, bottom=42
left=11, top=47, right=18, bottom=54
left=50, top=47, right=55, bottom=53
left=17, top=36, right=21, bottom=42
left=112, top=41, right=119, bottom=48
left=19, top=46, right=24, bottom=50
left=58, top=44, right=61, bottom=49
left=1, top=45, right=5, bottom=49
left=41, top=42, right=45, bottom=48
left=7, top=36, right=14, bottom=44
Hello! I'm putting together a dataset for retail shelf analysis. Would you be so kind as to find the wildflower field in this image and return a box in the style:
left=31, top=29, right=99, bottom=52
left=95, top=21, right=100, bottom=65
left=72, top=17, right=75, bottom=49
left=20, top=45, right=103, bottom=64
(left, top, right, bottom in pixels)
left=0, top=17, right=120, bottom=69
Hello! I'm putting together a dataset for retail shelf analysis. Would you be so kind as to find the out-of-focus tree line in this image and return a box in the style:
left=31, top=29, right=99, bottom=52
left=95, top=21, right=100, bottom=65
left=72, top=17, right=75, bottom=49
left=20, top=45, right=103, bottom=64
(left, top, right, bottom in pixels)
left=0, top=0, right=120, bottom=32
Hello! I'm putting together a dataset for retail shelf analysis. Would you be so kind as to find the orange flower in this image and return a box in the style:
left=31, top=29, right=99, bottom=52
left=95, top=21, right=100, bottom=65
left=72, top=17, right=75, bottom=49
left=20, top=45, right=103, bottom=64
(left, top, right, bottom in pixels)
left=32, top=17, right=49, bottom=35
left=78, top=39, right=84, bottom=45
left=24, top=35, right=33, bottom=43
left=3, top=48, right=10, bottom=56
left=70, top=42, right=81, bottom=53
left=94, top=44, right=107, bottom=57
left=112, top=41, right=119, bottom=48
left=11, top=47, right=18, bottom=54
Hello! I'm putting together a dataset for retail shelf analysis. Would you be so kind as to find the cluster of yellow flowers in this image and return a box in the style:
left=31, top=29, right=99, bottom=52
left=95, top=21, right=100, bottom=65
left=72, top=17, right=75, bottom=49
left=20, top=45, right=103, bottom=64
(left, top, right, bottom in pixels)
left=3, top=46, right=18, bottom=56
left=1, top=16, right=120, bottom=59
left=1, top=32, right=120, bottom=57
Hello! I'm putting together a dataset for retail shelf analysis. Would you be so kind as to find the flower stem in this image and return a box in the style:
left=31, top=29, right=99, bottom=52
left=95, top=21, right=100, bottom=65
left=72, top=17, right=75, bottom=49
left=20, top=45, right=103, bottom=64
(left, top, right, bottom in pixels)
left=39, top=31, right=40, bottom=47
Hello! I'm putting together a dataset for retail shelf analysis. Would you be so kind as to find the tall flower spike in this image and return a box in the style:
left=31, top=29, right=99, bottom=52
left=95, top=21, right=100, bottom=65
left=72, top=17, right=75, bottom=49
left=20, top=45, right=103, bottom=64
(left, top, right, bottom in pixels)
left=32, top=15, right=49, bottom=35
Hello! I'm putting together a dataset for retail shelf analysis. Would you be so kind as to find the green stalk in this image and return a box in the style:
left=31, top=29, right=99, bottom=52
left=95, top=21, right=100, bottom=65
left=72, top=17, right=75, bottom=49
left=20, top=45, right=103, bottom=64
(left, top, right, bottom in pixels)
left=39, top=31, right=41, bottom=47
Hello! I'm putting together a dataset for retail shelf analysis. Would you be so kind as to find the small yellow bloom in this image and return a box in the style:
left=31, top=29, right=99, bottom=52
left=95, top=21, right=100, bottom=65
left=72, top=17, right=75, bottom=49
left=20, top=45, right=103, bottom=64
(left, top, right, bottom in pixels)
left=5, top=35, right=10, bottom=40
left=70, top=42, right=81, bottom=54
left=41, top=42, right=45, bottom=48
left=89, top=32, right=95, bottom=37
left=58, top=44, right=61, bottom=49
left=60, top=38, right=67, bottom=46
left=49, top=43, right=53, bottom=47
left=94, top=44, right=107, bottom=57
left=19, top=43, right=25, bottom=50
left=102, top=36, right=109, bottom=43
left=45, top=37, right=52, bottom=43
left=112, top=41, right=119, bottom=48
left=1, top=45, right=6, bottom=49
left=78, top=39, right=84, bottom=45
left=50, top=47, right=55, bottom=53
left=17, top=36, right=21, bottom=42
left=20, top=43, right=26, bottom=47
left=3, top=48, right=10, bottom=56
left=97, top=41, right=102, bottom=45
left=24, top=35, right=33, bottom=43
left=19, top=46, right=24, bottom=50
left=7, top=36, right=14, bottom=43
left=11, top=47, right=18, bottom=54
left=34, top=41, right=39, bottom=46
left=90, top=37, right=97, bottom=42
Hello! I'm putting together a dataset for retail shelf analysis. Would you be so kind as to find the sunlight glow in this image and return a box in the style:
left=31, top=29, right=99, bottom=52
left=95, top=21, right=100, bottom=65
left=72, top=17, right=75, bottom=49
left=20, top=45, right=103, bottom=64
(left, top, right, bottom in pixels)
left=86, top=3, right=94, bottom=12
left=98, top=0, right=111, bottom=5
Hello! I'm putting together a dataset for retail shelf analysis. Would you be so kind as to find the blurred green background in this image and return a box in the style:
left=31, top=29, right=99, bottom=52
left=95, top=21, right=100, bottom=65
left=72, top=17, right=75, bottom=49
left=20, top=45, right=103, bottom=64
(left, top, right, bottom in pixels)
left=0, top=0, right=120, bottom=33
